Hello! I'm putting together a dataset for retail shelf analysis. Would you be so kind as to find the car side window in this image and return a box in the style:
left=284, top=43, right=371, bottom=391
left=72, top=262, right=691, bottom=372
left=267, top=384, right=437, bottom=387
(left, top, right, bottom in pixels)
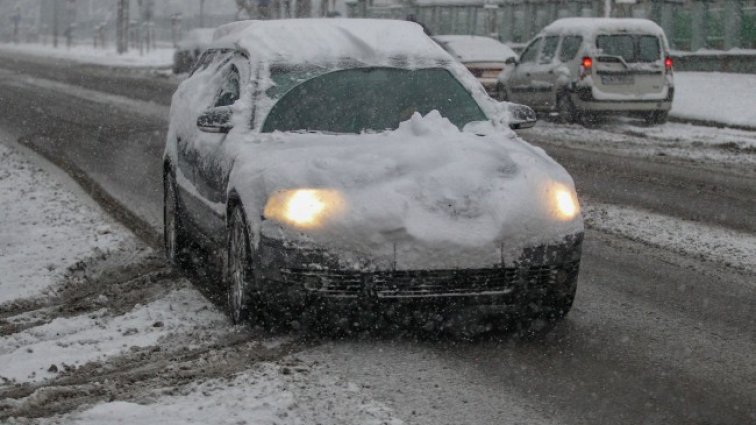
left=539, top=36, right=560, bottom=64
left=559, top=36, right=583, bottom=62
left=519, top=38, right=542, bottom=64
left=214, top=65, right=240, bottom=107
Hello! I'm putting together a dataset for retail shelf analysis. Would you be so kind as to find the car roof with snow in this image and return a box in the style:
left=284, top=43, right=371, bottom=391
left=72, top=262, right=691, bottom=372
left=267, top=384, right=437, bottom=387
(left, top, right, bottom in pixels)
left=209, top=19, right=452, bottom=66
left=433, top=35, right=517, bottom=63
left=541, top=18, right=666, bottom=38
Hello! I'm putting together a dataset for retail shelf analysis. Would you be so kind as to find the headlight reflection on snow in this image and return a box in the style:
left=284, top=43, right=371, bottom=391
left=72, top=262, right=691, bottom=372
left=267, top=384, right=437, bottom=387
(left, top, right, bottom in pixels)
left=264, top=189, right=345, bottom=229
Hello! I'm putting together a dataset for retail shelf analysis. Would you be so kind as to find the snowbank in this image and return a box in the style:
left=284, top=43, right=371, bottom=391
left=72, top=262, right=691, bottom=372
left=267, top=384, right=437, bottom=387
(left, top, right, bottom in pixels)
left=584, top=202, right=756, bottom=273
left=57, top=363, right=404, bottom=425
left=671, top=72, right=756, bottom=129
left=0, top=142, right=131, bottom=304
left=0, top=288, right=227, bottom=384
left=0, top=42, right=174, bottom=68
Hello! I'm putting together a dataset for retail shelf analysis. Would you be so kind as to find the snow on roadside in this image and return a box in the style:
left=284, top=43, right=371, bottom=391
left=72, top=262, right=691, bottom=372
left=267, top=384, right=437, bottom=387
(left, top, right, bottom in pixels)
left=671, top=72, right=756, bottom=129
left=45, top=361, right=404, bottom=425
left=0, top=42, right=174, bottom=68
left=0, top=288, right=227, bottom=385
left=583, top=202, right=756, bottom=274
left=0, top=139, right=404, bottom=424
left=0, top=142, right=133, bottom=304
left=527, top=120, right=756, bottom=168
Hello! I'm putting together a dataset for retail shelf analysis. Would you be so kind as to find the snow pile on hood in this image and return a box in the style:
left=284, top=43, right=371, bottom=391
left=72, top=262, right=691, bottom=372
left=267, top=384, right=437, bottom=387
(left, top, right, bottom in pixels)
left=231, top=112, right=582, bottom=270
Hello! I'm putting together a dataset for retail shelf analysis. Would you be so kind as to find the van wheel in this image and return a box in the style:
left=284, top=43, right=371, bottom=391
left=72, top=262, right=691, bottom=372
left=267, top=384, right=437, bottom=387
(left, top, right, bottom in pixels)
left=226, top=205, right=257, bottom=325
left=644, top=110, right=668, bottom=125
left=556, top=94, right=577, bottom=124
left=497, top=84, right=509, bottom=101
left=164, top=172, right=191, bottom=269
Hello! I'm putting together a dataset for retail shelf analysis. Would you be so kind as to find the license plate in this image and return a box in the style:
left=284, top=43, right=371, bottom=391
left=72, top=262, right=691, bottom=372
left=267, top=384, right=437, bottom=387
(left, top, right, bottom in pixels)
left=601, top=74, right=634, bottom=85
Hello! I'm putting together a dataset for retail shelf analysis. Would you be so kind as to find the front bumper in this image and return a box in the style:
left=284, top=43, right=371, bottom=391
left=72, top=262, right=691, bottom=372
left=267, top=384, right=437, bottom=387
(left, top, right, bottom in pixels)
left=256, top=233, right=583, bottom=314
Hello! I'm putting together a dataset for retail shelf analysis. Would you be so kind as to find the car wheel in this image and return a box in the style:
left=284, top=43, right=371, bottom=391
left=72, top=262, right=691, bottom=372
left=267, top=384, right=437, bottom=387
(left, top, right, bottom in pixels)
left=644, top=110, right=668, bottom=125
left=556, top=93, right=577, bottom=124
left=164, top=172, right=190, bottom=268
left=497, top=83, right=509, bottom=102
left=226, top=205, right=255, bottom=325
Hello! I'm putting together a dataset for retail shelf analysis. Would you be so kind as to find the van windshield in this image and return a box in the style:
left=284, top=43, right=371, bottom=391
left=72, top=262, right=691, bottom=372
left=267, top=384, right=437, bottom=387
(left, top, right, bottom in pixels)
left=596, top=35, right=661, bottom=63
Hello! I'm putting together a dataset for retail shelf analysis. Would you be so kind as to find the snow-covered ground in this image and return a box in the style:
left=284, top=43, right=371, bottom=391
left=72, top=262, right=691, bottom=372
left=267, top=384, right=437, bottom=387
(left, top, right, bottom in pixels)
left=0, top=142, right=135, bottom=304
left=0, top=42, right=174, bottom=68
left=51, top=361, right=404, bottom=425
left=671, top=72, right=756, bottom=129
left=527, top=119, right=756, bottom=168
left=583, top=202, right=756, bottom=274
left=0, top=139, right=405, bottom=424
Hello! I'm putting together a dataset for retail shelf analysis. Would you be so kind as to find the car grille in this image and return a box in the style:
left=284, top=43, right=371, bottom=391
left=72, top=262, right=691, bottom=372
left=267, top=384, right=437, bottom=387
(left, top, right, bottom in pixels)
left=280, top=261, right=580, bottom=299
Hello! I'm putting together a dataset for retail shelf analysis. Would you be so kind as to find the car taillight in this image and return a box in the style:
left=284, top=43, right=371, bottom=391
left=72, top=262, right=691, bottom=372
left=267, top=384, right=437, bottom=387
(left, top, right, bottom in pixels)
left=581, top=57, right=593, bottom=70
left=664, top=56, right=673, bottom=71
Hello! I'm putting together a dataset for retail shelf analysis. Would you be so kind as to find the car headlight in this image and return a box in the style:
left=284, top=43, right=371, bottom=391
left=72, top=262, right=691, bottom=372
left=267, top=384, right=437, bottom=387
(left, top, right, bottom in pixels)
left=551, top=184, right=580, bottom=221
left=263, top=189, right=345, bottom=229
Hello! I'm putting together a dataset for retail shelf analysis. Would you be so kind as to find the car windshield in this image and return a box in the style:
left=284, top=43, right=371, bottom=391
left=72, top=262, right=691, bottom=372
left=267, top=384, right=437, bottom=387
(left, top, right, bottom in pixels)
left=596, top=34, right=661, bottom=62
left=262, top=67, right=487, bottom=134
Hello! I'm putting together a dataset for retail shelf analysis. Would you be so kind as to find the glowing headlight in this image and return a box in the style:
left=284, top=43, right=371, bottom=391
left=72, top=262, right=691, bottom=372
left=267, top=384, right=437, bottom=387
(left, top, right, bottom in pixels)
left=263, top=189, right=345, bottom=229
left=551, top=184, right=580, bottom=220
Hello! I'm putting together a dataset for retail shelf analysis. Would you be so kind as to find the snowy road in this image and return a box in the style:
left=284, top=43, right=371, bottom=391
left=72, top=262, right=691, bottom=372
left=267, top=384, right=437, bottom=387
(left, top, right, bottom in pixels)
left=0, top=53, right=754, bottom=424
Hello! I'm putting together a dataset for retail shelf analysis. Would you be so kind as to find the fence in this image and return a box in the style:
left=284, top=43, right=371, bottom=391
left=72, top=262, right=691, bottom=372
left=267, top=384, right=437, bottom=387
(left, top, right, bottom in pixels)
left=348, top=0, right=756, bottom=51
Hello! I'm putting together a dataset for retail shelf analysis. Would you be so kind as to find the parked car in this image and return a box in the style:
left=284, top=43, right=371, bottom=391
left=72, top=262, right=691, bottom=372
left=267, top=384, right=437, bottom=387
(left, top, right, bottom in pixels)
left=163, top=19, right=583, bottom=335
left=172, top=28, right=215, bottom=74
left=433, top=35, right=517, bottom=98
left=496, top=18, right=674, bottom=125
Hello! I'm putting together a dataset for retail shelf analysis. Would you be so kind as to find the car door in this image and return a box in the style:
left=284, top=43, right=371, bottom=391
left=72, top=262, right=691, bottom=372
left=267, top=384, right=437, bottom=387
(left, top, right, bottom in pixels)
left=174, top=50, right=232, bottom=237
left=528, top=35, right=561, bottom=109
left=192, top=54, right=250, bottom=243
left=507, top=37, right=541, bottom=106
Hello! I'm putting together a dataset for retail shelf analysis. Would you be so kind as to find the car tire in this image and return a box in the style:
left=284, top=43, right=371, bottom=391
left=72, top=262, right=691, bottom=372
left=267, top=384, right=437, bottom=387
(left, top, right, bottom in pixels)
left=496, top=83, right=509, bottom=102
left=226, top=204, right=257, bottom=325
left=164, top=171, right=191, bottom=269
left=644, top=110, right=668, bottom=125
left=556, top=93, right=577, bottom=124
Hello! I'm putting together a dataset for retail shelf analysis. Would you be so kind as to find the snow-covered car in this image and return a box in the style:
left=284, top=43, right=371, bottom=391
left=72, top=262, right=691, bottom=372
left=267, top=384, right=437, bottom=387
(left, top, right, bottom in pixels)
left=433, top=35, right=518, bottom=98
left=497, top=18, right=675, bottom=125
left=173, top=28, right=215, bottom=74
left=163, top=19, right=583, bottom=333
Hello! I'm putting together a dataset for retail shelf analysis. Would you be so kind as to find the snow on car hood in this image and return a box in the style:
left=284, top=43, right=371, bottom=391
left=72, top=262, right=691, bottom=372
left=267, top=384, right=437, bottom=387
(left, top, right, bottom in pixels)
left=230, top=112, right=583, bottom=270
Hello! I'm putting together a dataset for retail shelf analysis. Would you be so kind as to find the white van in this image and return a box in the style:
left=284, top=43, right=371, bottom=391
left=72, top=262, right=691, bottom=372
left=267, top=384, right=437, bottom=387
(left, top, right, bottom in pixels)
left=496, top=18, right=674, bottom=125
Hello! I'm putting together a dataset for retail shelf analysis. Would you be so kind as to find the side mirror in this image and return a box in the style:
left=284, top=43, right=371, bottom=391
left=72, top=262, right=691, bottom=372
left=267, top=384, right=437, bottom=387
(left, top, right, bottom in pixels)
left=197, top=108, right=233, bottom=133
left=507, top=104, right=537, bottom=130
left=505, top=56, right=518, bottom=66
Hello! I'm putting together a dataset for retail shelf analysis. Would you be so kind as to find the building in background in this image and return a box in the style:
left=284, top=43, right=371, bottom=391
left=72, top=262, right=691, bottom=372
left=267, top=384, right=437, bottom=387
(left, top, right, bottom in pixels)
left=0, top=0, right=347, bottom=47
left=348, top=0, right=756, bottom=51
left=1, top=0, right=752, bottom=52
